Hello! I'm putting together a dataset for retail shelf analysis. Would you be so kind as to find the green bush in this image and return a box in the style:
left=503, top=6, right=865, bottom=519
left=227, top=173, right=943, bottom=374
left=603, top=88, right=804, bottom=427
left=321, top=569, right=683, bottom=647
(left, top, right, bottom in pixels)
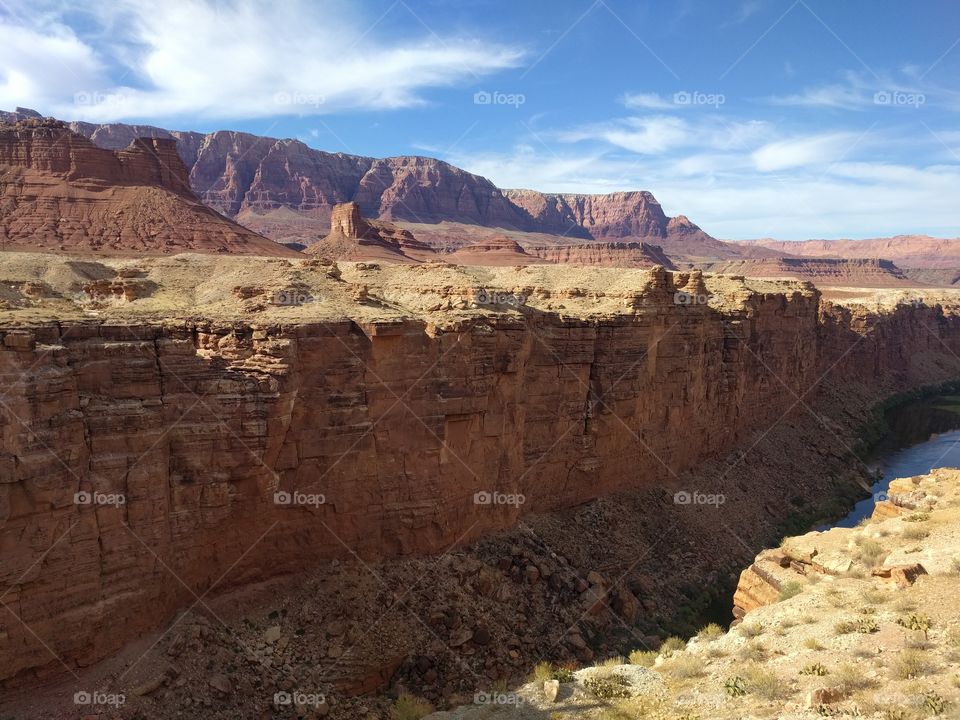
left=584, top=674, right=632, bottom=699
left=778, top=581, right=803, bottom=601
left=724, top=676, right=746, bottom=697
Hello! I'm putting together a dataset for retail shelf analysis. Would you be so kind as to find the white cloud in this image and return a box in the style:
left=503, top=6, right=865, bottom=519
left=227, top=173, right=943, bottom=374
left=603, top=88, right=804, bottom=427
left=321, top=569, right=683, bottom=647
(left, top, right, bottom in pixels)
left=621, top=93, right=675, bottom=110
left=555, top=114, right=771, bottom=157
left=751, top=132, right=861, bottom=171
left=0, top=0, right=524, bottom=121
left=768, top=84, right=869, bottom=110
left=0, top=22, right=106, bottom=111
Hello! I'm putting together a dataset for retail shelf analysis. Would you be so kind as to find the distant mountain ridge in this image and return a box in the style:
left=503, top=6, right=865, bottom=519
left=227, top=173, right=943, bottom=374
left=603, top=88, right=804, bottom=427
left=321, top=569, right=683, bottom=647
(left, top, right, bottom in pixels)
left=1, top=107, right=749, bottom=259
left=737, top=236, right=960, bottom=270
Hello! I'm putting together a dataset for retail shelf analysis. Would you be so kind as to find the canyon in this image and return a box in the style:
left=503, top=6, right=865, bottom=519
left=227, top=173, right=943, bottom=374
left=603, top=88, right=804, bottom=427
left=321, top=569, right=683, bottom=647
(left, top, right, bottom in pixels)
left=2, top=108, right=960, bottom=720
left=1, top=253, right=960, bottom=718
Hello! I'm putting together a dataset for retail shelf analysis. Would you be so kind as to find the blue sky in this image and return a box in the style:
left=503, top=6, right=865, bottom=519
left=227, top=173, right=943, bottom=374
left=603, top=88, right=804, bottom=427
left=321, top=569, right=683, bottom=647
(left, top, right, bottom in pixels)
left=1, top=0, right=958, bottom=239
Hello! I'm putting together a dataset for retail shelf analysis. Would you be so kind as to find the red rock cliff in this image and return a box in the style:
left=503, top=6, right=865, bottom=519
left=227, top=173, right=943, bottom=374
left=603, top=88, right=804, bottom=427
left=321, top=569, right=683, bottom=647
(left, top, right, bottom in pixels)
left=0, top=120, right=299, bottom=256
left=2, top=274, right=960, bottom=684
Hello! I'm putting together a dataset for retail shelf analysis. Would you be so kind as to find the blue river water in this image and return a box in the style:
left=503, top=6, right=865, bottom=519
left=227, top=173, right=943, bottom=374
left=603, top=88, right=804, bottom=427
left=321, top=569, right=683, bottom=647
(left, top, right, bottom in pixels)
left=830, top=429, right=960, bottom=529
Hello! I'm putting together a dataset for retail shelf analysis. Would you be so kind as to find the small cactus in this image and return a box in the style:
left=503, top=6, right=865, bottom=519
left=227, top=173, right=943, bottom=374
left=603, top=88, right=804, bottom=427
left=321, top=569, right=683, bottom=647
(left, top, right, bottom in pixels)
left=724, top=676, right=747, bottom=697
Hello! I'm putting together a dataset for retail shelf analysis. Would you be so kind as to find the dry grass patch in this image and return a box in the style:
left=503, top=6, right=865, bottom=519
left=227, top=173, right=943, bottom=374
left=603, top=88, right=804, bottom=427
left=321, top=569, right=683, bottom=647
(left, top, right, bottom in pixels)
left=743, top=664, right=785, bottom=700
left=892, top=649, right=937, bottom=680
left=695, top=623, right=724, bottom=641
left=855, top=537, right=888, bottom=567
left=659, top=636, right=687, bottom=657
left=836, top=663, right=873, bottom=691
left=901, top=525, right=930, bottom=541
left=628, top=649, right=658, bottom=667
left=739, top=623, right=764, bottom=638
left=661, top=653, right=706, bottom=679
left=738, top=640, right=766, bottom=662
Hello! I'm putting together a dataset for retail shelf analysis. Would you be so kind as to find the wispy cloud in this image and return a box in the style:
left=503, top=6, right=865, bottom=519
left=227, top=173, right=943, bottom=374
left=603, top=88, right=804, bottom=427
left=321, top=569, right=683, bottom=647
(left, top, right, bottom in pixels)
left=751, top=132, right=863, bottom=171
left=621, top=92, right=675, bottom=110
left=0, top=0, right=525, bottom=121
left=768, top=84, right=870, bottom=110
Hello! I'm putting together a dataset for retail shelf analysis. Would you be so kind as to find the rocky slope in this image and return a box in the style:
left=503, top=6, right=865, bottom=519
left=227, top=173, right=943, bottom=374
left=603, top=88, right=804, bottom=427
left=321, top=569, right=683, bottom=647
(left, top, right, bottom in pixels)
left=0, top=119, right=299, bottom=256
left=2, top=254, right=960, bottom=719
left=432, top=467, right=960, bottom=720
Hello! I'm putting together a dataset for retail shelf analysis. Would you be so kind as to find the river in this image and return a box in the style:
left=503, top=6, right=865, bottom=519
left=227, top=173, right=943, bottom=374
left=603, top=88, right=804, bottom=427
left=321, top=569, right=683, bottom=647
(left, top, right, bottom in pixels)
left=830, top=393, right=960, bottom=528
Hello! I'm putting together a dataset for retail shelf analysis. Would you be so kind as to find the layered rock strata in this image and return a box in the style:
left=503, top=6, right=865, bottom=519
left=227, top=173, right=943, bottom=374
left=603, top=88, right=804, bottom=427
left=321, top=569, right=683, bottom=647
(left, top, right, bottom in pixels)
left=1, top=258, right=960, bottom=692
left=0, top=119, right=299, bottom=256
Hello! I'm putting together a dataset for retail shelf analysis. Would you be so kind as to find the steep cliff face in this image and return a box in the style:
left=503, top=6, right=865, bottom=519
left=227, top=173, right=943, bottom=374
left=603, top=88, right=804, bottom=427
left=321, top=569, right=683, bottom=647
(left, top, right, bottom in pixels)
left=696, top=257, right=912, bottom=286
left=503, top=189, right=668, bottom=239
left=1, top=259, right=959, bottom=687
left=12, top=112, right=737, bottom=253
left=740, top=235, right=960, bottom=270
left=525, top=241, right=677, bottom=268
left=0, top=120, right=299, bottom=256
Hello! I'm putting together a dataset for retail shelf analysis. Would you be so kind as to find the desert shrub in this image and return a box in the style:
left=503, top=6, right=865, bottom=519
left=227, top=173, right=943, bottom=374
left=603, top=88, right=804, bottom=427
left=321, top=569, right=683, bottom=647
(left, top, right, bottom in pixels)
left=392, top=692, right=434, bottom=720
left=738, top=640, right=766, bottom=662
left=779, top=581, right=803, bottom=601
left=856, top=538, right=887, bottom=567
left=804, top=637, right=825, bottom=650
left=662, top=654, right=705, bottom=679
left=531, top=662, right=574, bottom=683
left=892, top=649, right=936, bottom=680
left=696, top=623, right=724, bottom=641
left=836, top=663, right=872, bottom=690
left=531, top=662, right=554, bottom=682
left=598, top=655, right=626, bottom=667
left=705, top=643, right=727, bottom=658
left=826, top=590, right=848, bottom=608
left=739, top=623, right=764, bottom=639
left=893, top=596, right=918, bottom=612
left=584, top=673, right=632, bottom=699
left=861, top=587, right=889, bottom=604
left=901, top=525, right=929, bottom=541
left=628, top=649, right=657, bottom=667
left=659, top=636, right=687, bottom=656
left=834, top=620, right=857, bottom=635
left=903, top=512, right=930, bottom=522
left=744, top=665, right=784, bottom=700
